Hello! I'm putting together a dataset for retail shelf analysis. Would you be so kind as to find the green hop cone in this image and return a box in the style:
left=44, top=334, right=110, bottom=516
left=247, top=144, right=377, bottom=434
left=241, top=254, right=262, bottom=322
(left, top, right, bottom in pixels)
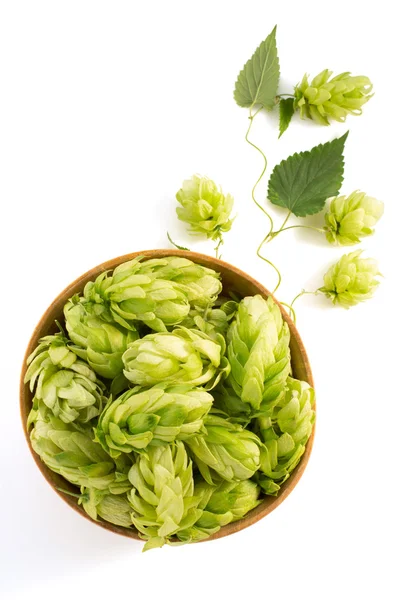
left=79, top=487, right=133, bottom=527
left=95, top=383, right=213, bottom=457
left=319, top=250, right=381, bottom=308
left=227, top=295, right=291, bottom=412
left=176, top=175, right=234, bottom=241
left=127, top=442, right=203, bottom=551
left=178, top=298, right=238, bottom=336
left=202, top=479, right=260, bottom=521
left=177, top=479, right=260, bottom=542
left=64, top=296, right=139, bottom=379
left=122, top=327, right=229, bottom=389
left=212, top=381, right=252, bottom=424
left=24, top=333, right=106, bottom=424
left=30, top=415, right=131, bottom=492
left=137, top=256, right=222, bottom=309
left=83, top=264, right=189, bottom=333
left=324, top=191, right=384, bottom=246
left=83, top=256, right=221, bottom=332
left=185, top=414, right=261, bottom=484
left=257, top=377, right=315, bottom=495
left=294, top=70, right=373, bottom=125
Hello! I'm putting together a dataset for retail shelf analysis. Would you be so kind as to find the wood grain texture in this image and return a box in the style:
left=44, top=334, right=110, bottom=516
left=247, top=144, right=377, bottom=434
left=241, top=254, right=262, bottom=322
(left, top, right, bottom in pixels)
left=20, top=249, right=315, bottom=544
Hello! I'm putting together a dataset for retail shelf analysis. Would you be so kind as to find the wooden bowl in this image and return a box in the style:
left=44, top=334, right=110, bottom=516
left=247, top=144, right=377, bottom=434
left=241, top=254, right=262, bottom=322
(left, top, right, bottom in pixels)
left=20, top=250, right=314, bottom=543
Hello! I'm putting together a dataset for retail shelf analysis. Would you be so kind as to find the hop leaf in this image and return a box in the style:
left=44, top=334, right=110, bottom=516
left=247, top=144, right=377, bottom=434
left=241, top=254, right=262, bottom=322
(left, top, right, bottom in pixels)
left=95, top=383, right=213, bottom=456
left=257, top=377, right=315, bottom=495
left=64, top=296, right=139, bottom=379
left=294, top=70, right=373, bottom=125
left=185, top=414, right=261, bottom=483
left=234, top=26, right=280, bottom=110
left=24, top=333, right=106, bottom=424
left=123, top=327, right=229, bottom=389
left=176, top=175, right=235, bottom=241
left=227, top=296, right=291, bottom=412
left=127, top=442, right=203, bottom=550
left=319, top=250, right=381, bottom=308
left=30, top=415, right=131, bottom=492
left=278, top=97, right=295, bottom=137
left=267, top=134, right=347, bottom=217
left=324, top=191, right=384, bottom=246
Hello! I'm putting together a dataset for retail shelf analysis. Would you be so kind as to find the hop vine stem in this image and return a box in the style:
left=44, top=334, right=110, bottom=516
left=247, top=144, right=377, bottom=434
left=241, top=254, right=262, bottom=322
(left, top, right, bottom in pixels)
left=280, top=290, right=322, bottom=323
left=245, top=107, right=274, bottom=235
left=261, top=211, right=326, bottom=245
left=268, top=211, right=326, bottom=242
left=273, top=224, right=326, bottom=237
left=276, top=93, right=295, bottom=99
left=214, top=235, right=224, bottom=259
left=167, top=232, right=191, bottom=252
left=168, top=230, right=223, bottom=260
left=245, top=106, right=281, bottom=294
left=280, top=301, right=297, bottom=323
left=289, top=289, right=321, bottom=312
left=56, top=487, right=82, bottom=499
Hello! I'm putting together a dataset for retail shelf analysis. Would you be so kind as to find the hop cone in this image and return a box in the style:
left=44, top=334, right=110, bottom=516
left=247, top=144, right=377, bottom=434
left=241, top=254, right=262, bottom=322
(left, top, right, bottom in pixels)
left=136, top=256, right=222, bottom=309
left=127, top=442, right=203, bottom=551
left=227, top=295, right=291, bottom=412
left=294, top=70, right=373, bottom=125
left=324, top=191, right=384, bottom=246
left=83, top=265, right=189, bottom=333
left=95, top=383, right=213, bottom=457
left=123, top=327, right=229, bottom=389
left=30, top=415, right=131, bottom=492
left=64, top=296, right=139, bottom=379
left=83, top=256, right=221, bottom=332
left=319, top=250, right=381, bottom=308
left=24, top=333, right=106, bottom=424
left=176, top=175, right=234, bottom=241
left=80, top=488, right=133, bottom=527
left=179, top=299, right=238, bottom=335
left=257, top=377, right=315, bottom=495
left=178, top=479, right=260, bottom=542
left=185, top=414, right=261, bottom=484
left=212, top=382, right=252, bottom=424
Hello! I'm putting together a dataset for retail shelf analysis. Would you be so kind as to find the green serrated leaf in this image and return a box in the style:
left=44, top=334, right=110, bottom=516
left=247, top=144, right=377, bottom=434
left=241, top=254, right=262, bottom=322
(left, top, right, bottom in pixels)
left=278, top=98, right=295, bottom=138
left=234, top=26, right=280, bottom=110
left=267, top=132, right=348, bottom=217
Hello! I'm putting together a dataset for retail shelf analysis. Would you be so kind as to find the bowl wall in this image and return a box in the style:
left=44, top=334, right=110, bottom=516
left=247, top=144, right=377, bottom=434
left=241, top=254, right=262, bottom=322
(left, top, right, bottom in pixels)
left=20, top=250, right=314, bottom=542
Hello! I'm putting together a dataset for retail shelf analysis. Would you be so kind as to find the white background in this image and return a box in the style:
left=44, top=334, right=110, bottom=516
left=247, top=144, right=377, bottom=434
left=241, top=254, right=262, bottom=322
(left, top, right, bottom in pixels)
left=1, top=1, right=394, bottom=598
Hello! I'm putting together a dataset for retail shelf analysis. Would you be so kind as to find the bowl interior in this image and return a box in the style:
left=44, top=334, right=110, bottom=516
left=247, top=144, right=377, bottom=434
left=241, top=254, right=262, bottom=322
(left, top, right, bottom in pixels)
left=20, top=250, right=314, bottom=542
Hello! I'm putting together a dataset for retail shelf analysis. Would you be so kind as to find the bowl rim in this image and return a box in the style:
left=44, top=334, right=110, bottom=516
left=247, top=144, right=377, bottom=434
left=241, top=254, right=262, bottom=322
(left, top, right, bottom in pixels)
left=20, top=249, right=315, bottom=544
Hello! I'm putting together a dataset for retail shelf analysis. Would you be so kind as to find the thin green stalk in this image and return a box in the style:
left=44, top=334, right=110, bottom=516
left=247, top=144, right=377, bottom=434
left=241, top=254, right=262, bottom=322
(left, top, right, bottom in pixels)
left=280, top=301, right=296, bottom=323
left=55, top=320, right=67, bottom=337
left=167, top=232, right=190, bottom=251
left=257, top=240, right=282, bottom=294
left=290, top=289, right=321, bottom=311
left=56, top=487, right=82, bottom=499
left=214, top=235, right=224, bottom=259
left=270, top=210, right=292, bottom=240
left=268, top=222, right=325, bottom=242
left=245, top=106, right=281, bottom=294
left=245, top=108, right=274, bottom=237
